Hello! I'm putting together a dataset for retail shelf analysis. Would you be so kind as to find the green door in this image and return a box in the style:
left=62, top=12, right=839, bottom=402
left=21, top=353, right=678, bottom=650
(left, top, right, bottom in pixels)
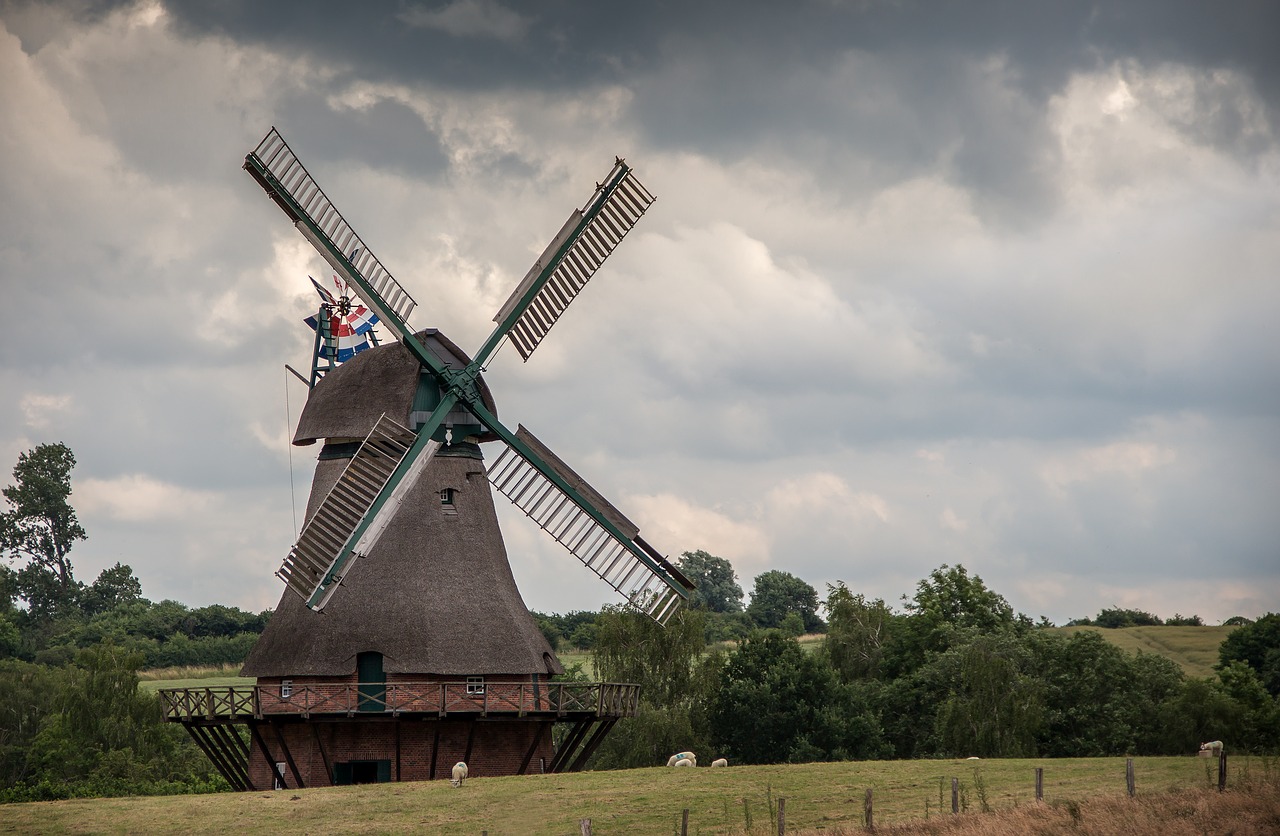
left=357, top=651, right=386, bottom=712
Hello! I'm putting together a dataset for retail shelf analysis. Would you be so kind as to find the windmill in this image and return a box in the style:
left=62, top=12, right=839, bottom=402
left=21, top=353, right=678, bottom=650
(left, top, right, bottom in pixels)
left=159, top=128, right=696, bottom=791
left=300, top=274, right=382, bottom=388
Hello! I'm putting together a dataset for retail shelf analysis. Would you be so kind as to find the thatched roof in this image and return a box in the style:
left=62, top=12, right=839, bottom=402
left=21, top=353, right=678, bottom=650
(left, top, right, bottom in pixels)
left=293, top=329, right=497, bottom=446
left=244, top=332, right=559, bottom=678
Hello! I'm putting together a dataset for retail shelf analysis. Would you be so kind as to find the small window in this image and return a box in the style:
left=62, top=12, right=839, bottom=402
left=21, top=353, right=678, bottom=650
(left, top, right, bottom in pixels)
left=441, top=488, right=458, bottom=515
left=280, top=680, right=293, bottom=699
left=273, top=762, right=287, bottom=790
left=466, top=676, right=485, bottom=696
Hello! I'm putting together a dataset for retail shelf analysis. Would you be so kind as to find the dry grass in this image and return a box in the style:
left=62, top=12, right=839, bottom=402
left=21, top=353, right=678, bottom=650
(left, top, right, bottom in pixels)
left=802, top=784, right=1280, bottom=835
left=137, top=663, right=245, bottom=681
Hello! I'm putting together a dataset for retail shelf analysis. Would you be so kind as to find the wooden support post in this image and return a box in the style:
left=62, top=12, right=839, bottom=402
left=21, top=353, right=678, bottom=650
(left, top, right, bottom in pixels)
left=463, top=719, right=477, bottom=765
left=865, top=788, right=873, bottom=831
left=394, top=718, right=401, bottom=781
left=1035, top=767, right=1043, bottom=801
left=270, top=721, right=306, bottom=789
left=1126, top=758, right=1135, bottom=797
left=310, top=724, right=332, bottom=785
left=579, top=819, right=592, bottom=836
left=951, top=777, right=959, bottom=813
left=681, top=808, right=689, bottom=836
left=777, top=796, right=786, bottom=836
left=518, top=722, right=546, bottom=775
left=1218, top=751, right=1227, bottom=792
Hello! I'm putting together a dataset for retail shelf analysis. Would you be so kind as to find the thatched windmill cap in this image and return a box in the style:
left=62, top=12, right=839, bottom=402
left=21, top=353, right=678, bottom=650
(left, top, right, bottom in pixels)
left=293, top=329, right=498, bottom=445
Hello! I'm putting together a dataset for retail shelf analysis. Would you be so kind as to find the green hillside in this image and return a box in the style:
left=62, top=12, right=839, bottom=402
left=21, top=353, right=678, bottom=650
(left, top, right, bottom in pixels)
left=1051, top=625, right=1235, bottom=679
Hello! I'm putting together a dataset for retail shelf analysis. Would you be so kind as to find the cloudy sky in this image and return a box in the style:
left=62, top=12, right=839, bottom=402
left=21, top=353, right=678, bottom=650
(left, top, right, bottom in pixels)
left=2, top=0, right=1277, bottom=625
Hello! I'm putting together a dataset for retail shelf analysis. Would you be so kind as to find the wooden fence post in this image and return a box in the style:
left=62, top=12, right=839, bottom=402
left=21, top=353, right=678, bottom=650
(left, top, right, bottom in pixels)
left=1218, top=751, right=1227, bottom=792
left=777, top=796, right=786, bottom=836
left=1035, top=767, right=1043, bottom=801
left=1126, top=758, right=1135, bottom=797
left=681, top=808, right=689, bottom=836
left=579, top=819, right=592, bottom=836
left=951, top=777, right=959, bottom=813
left=864, top=788, right=873, bottom=830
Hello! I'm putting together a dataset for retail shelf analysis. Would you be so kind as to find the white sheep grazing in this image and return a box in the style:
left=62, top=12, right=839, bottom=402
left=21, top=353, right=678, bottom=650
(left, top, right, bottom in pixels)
left=666, top=754, right=679, bottom=767
left=450, top=761, right=468, bottom=787
left=674, top=757, right=694, bottom=767
left=710, top=758, right=728, bottom=768
left=1200, top=741, right=1224, bottom=757
left=668, top=751, right=696, bottom=767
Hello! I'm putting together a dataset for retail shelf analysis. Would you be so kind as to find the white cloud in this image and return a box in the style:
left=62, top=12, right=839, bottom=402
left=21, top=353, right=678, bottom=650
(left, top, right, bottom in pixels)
left=73, top=474, right=216, bottom=523
left=19, top=393, right=72, bottom=429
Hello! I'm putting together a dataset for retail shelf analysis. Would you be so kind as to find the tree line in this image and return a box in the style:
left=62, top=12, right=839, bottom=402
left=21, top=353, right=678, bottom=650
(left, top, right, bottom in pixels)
left=2, top=442, right=1277, bottom=800
left=580, top=558, right=1280, bottom=769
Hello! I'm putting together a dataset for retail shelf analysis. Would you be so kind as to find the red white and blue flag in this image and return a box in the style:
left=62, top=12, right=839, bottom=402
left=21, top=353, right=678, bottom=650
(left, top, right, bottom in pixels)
left=304, top=274, right=380, bottom=363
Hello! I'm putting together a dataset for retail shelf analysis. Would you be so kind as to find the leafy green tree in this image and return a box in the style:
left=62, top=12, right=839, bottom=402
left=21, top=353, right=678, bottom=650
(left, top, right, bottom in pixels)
left=0, top=444, right=86, bottom=620
left=82, top=564, right=143, bottom=616
left=887, top=564, right=1018, bottom=676
left=823, top=582, right=894, bottom=682
left=1219, top=613, right=1280, bottom=696
left=589, top=606, right=714, bottom=768
left=709, top=632, right=887, bottom=763
left=675, top=550, right=744, bottom=613
left=934, top=632, right=1043, bottom=758
left=1094, top=607, right=1163, bottom=628
left=747, top=570, right=823, bottom=632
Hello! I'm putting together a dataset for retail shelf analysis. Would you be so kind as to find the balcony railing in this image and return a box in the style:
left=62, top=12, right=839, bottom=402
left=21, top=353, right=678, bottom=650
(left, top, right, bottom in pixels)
left=158, top=681, right=641, bottom=722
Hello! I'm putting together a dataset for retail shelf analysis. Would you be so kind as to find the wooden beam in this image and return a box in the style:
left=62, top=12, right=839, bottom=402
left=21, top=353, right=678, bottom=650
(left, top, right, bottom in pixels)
left=209, top=723, right=253, bottom=790
left=185, top=724, right=245, bottom=791
left=270, top=721, right=306, bottom=789
left=310, top=723, right=333, bottom=786
left=463, top=720, right=477, bottom=765
left=518, top=722, right=546, bottom=775
left=568, top=719, right=615, bottom=772
left=249, top=722, right=287, bottom=790
left=429, top=722, right=441, bottom=780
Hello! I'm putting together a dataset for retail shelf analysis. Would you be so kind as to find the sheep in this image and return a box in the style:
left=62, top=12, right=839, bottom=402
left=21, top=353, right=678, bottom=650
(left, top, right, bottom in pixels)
left=667, top=751, right=697, bottom=767
left=710, top=758, right=728, bottom=768
left=1200, top=741, right=1224, bottom=757
left=450, top=761, right=468, bottom=787
left=674, top=757, right=694, bottom=767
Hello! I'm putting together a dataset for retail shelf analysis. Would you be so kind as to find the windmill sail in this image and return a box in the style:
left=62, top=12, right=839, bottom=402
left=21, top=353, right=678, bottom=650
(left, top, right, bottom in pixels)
left=244, top=128, right=418, bottom=336
left=487, top=425, right=692, bottom=624
left=491, top=160, right=655, bottom=362
left=278, top=414, right=439, bottom=610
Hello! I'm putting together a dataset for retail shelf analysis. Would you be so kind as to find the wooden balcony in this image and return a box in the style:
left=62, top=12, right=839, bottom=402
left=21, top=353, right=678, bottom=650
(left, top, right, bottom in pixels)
left=158, top=681, right=641, bottom=723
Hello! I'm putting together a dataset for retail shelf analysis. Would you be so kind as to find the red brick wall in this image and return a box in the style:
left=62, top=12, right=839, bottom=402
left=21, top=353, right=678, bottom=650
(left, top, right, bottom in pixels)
left=247, top=718, right=555, bottom=790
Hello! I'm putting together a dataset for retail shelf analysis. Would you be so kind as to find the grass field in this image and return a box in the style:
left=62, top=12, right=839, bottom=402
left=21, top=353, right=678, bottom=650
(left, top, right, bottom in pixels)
left=4, top=756, right=1276, bottom=834
left=1051, top=625, right=1235, bottom=679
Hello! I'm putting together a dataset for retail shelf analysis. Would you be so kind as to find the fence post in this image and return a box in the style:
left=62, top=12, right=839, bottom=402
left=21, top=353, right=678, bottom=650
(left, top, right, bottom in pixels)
left=864, top=788, right=873, bottom=830
left=951, top=777, right=959, bottom=813
left=777, top=796, right=786, bottom=836
left=681, top=808, right=689, bottom=836
left=579, top=819, right=592, bottom=836
left=1126, top=758, right=1135, bottom=797
left=1035, top=767, right=1043, bottom=801
left=1218, top=751, right=1227, bottom=792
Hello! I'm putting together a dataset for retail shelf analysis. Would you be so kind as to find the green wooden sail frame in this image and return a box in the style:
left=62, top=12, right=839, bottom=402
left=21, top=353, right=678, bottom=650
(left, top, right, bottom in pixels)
left=244, top=128, right=692, bottom=623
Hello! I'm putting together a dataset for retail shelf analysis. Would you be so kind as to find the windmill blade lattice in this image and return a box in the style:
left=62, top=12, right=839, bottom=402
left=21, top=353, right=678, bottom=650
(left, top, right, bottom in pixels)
left=245, top=128, right=418, bottom=332
left=279, top=415, right=438, bottom=611
left=493, top=161, right=655, bottom=362
left=487, top=426, right=688, bottom=625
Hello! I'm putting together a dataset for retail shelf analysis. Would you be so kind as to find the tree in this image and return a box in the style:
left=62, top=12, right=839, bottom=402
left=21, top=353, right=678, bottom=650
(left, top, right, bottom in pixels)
left=888, top=564, right=1018, bottom=675
left=1219, top=613, right=1280, bottom=696
left=675, top=550, right=744, bottom=613
left=747, top=570, right=823, bottom=632
left=0, top=444, right=86, bottom=619
left=1094, top=607, right=1163, bottom=628
left=823, top=582, right=894, bottom=682
left=82, top=564, right=143, bottom=616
